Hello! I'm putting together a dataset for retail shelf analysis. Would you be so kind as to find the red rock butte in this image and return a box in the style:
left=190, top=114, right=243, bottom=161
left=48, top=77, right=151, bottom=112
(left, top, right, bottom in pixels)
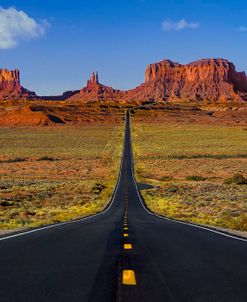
left=68, top=59, right=247, bottom=103
left=144, top=59, right=247, bottom=102
left=0, top=68, right=36, bottom=100
left=1, top=58, right=247, bottom=103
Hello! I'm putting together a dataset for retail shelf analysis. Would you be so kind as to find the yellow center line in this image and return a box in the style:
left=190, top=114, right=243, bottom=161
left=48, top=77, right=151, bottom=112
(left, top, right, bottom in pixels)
left=124, top=227, right=128, bottom=230
left=123, top=233, right=128, bottom=237
left=122, top=270, right=136, bottom=285
left=124, top=243, right=133, bottom=250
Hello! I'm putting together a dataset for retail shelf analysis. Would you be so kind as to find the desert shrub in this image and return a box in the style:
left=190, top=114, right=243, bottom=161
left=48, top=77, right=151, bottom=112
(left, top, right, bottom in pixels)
left=91, top=183, right=106, bottom=194
left=160, top=176, right=174, bottom=181
left=167, top=186, right=179, bottom=194
left=168, top=154, right=247, bottom=160
left=37, top=156, right=56, bottom=161
left=0, top=157, right=26, bottom=163
left=0, top=200, right=13, bottom=207
left=185, top=175, right=206, bottom=181
left=224, top=173, right=247, bottom=185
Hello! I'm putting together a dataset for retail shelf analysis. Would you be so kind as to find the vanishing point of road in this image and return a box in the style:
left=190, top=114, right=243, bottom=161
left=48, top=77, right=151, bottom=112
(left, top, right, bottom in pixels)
left=0, top=111, right=247, bottom=302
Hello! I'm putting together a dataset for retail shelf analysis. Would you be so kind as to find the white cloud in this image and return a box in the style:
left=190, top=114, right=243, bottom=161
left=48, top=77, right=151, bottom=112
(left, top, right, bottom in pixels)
left=0, top=6, right=49, bottom=49
left=239, top=26, right=247, bottom=32
left=162, top=19, right=199, bottom=32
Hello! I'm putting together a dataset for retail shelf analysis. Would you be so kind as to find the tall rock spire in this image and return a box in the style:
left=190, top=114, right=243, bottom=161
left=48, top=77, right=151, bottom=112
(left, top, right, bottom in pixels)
left=87, top=72, right=99, bottom=86
left=96, top=71, right=99, bottom=84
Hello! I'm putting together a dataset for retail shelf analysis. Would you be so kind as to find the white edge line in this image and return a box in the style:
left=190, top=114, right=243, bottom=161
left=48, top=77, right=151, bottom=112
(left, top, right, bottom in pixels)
left=0, top=116, right=127, bottom=242
left=129, top=114, right=247, bottom=244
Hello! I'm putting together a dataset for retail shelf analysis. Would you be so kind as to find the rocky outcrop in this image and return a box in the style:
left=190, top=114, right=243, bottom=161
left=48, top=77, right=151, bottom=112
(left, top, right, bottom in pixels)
left=2, top=58, right=247, bottom=103
left=0, top=69, right=20, bottom=90
left=0, top=105, right=64, bottom=126
left=69, top=72, right=127, bottom=103
left=87, top=72, right=99, bottom=86
left=0, top=69, right=37, bottom=100
left=143, top=59, right=247, bottom=102
left=68, top=59, right=247, bottom=104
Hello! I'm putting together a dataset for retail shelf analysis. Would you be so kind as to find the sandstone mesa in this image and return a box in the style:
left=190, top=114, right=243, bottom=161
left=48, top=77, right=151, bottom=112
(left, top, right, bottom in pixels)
left=1, top=58, right=247, bottom=104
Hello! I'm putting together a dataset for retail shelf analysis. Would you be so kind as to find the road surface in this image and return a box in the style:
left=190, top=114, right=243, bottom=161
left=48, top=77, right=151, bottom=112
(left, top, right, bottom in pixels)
left=0, top=111, right=247, bottom=302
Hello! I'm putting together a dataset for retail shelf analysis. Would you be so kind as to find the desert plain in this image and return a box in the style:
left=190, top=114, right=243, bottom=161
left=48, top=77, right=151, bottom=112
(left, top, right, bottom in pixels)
left=1, top=57, right=247, bottom=236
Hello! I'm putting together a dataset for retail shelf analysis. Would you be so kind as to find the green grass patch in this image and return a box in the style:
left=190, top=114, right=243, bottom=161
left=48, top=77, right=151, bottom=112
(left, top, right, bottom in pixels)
left=185, top=175, right=206, bottom=181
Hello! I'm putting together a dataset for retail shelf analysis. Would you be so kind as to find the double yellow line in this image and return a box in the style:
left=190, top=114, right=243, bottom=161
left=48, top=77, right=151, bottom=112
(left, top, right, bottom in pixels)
left=122, top=190, right=136, bottom=286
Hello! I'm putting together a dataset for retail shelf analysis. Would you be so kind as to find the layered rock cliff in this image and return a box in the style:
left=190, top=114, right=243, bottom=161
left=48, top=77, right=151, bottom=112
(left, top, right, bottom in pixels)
left=68, top=59, right=247, bottom=103
left=143, top=59, right=247, bottom=102
left=0, top=68, right=36, bottom=100
left=1, top=58, right=247, bottom=103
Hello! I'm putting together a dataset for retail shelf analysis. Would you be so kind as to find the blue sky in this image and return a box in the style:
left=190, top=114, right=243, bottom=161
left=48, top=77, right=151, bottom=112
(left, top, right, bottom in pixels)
left=0, top=0, right=247, bottom=95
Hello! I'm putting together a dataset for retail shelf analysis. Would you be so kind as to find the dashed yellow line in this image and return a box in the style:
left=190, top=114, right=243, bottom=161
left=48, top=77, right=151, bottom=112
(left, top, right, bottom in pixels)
left=124, top=243, right=133, bottom=250
left=123, top=233, right=128, bottom=237
left=124, top=227, right=128, bottom=231
left=122, top=270, right=136, bottom=285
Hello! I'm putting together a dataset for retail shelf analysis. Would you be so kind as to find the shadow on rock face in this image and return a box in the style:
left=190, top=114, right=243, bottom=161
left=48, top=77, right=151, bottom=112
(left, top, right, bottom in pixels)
left=47, top=114, right=65, bottom=124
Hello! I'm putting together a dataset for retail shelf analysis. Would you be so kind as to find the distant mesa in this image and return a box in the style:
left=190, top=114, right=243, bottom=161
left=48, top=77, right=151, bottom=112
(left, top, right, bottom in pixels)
left=1, top=58, right=247, bottom=103
left=40, top=90, right=79, bottom=101
left=143, top=58, right=247, bottom=102
left=68, top=59, right=247, bottom=103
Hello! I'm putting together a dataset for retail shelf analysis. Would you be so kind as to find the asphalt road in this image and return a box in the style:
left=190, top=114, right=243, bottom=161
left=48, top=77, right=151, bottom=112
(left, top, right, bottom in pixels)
left=1, top=111, right=247, bottom=302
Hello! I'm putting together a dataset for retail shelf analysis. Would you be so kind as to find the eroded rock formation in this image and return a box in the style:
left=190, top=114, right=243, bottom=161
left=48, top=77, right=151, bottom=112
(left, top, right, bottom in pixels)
left=143, top=59, right=247, bottom=102
left=69, top=72, right=127, bottom=103
left=87, top=72, right=99, bottom=86
left=1, top=59, right=247, bottom=103
left=0, top=69, right=36, bottom=100
left=68, top=59, right=247, bottom=103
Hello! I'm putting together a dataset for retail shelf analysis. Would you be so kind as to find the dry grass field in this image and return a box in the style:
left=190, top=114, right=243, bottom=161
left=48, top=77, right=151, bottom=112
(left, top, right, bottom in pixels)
left=0, top=124, right=123, bottom=231
left=132, top=110, right=247, bottom=232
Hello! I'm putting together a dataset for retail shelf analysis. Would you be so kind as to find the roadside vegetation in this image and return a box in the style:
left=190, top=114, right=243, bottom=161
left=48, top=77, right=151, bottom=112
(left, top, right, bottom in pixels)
left=132, top=111, right=247, bottom=232
left=0, top=125, right=123, bottom=231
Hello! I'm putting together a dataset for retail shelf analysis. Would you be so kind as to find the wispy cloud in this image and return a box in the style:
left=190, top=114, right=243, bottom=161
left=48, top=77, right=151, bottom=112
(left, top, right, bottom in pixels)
left=162, top=19, right=199, bottom=32
left=0, top=6, right=50, bottom=49
left=238, top=26, right=247, bottom=32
